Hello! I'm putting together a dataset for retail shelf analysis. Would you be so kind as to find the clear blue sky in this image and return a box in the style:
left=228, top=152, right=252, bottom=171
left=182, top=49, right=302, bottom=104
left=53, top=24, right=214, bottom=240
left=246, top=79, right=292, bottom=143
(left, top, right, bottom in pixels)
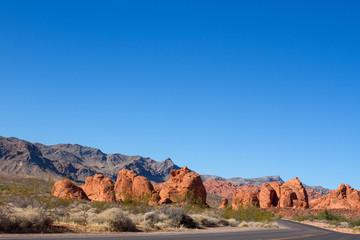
left=1, top=1, right=359, bottom=189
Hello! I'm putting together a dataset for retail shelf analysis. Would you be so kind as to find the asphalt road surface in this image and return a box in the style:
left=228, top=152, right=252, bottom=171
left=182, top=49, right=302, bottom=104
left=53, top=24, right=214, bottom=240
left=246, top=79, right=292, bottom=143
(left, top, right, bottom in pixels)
left=0, top=220, right=359, bottom=240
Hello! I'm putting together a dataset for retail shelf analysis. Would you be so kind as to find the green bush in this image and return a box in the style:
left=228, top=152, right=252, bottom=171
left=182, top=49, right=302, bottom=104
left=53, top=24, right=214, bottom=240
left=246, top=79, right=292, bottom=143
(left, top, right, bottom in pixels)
left=222, top=206, right=274, bottom=222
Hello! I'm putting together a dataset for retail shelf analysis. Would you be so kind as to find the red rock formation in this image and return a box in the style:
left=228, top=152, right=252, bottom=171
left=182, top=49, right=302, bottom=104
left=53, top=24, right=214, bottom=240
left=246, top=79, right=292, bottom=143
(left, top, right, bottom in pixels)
left=258, top=178, right=309, bottom=209
left=310, top=184, right=360, bottom=210
left=51, top=179, right=89, bottom=200
left=203, top=180, right=261, bottom=199
left=114, top=169, right=156, bottom=202
left=259, top=182, right=282, bottom=208
left=280, top=177, right=309, bottom=208
left=81, top=174, right=115, bottom=202
left=158, top=166, right=207, bottom=205
left=219, top=197, right=229, bottom=209
left=306, top=189, right=324, bottom=202
left=232, top=189, right=259, bottom=210
left=203, top=180, right=239, bottom=199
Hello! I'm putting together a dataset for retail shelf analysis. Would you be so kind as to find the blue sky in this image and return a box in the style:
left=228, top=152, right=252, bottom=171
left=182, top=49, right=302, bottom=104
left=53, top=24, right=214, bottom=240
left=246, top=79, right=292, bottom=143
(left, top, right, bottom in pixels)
left=1, top=1, right=359, bottom=189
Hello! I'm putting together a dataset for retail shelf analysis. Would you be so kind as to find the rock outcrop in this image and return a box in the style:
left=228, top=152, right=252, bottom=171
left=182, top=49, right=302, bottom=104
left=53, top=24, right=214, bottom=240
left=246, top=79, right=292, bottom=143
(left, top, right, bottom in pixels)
left=114, top=169, right=157, bottom=202
left=158, top=166, right=207, bottom=205
left=258, top=178, right=308, bottom=209
left=259, top=182, right=282, bottom=208
left=219, top=197, right=229, bottom=209
left=310, top=184, right=360, bottom=210
left=51, top=179, right=89, bottom=200
left=232, top=189, right=259, bottom=210
left=279, top=177, right=309, bottom=208
left=81, top=174, right=115, bottom=202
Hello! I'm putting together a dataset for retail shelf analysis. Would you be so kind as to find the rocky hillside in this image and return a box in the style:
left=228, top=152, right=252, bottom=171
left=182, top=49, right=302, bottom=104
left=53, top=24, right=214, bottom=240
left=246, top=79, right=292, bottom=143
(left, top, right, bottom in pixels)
left=201, top=174, right=284, bottom=186
left=0, top=136, right=180, bottom=183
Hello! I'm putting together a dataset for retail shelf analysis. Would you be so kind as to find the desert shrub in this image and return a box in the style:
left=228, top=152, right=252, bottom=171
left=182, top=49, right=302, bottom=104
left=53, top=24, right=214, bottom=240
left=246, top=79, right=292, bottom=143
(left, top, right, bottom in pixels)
left=316, top=209, right=343, bottom=222
left=96, top=208, right=136, bottom=232
left=0, top=206, right=53, bottom=233
left=91, top=201, right=111, bottom=211
left=190, top=214, right=219, bottom=227
left=218, top=219, right=230, bottom=226
left=144, top=211, right=167, bottom=223
left=140, top=206, right=197, bottom=230
left=239, top=221, right=249, bottom=227
left=159, top=206, right=197, bottom=228
left=227, top=218, right=239, bottom=227
left=223, top=206, right=274, bottom=222
left=349, top=218, right=360, bottom=228
left=65, top=203, right=92, bottom=225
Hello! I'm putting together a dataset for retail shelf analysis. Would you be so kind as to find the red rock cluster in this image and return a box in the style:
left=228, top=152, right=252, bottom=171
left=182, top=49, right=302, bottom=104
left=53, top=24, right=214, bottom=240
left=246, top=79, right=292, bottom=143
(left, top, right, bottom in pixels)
left=52, top=166, right=206, bottom=206
left=227, top=178, right=360, bottom=211
left=114, top=169, right=156, bottom=203
left=157, top=166, right=207, bottom=205
left=203, top=180, right=260, bottom=199
left=81, top=174, right=115, bottom=202
left=310, top=184, right=360, bottom=210
left=231, top=177, right=309, bottom=210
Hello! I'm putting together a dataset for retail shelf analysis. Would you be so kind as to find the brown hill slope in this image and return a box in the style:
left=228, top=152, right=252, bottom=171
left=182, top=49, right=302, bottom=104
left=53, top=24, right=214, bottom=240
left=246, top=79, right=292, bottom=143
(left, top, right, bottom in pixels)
left=0, top=136, right=180, bottom=183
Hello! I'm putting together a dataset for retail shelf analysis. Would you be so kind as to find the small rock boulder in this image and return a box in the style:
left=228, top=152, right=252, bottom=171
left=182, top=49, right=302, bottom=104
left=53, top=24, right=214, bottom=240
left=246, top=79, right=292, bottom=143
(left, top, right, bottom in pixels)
left=81, top=174, right=115, bottom=202
left=52, top=179, right=89, bottom=200
left=158, top=166, right=207, bottom=205
left=219, top=197, right=229, bottom=209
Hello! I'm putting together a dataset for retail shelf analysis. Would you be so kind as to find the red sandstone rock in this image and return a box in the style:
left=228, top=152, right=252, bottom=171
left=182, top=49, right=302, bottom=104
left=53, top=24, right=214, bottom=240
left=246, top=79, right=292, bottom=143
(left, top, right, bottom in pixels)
left=258, top=178, right=309, bottom=209
left=158, top=166, right=207, bottom=205
left=259, top=182, right=282, bottom=208
left=232, top=189, right=259, bottom=210
left=114, top=169, right=156, bottom=202
left=219, top=197, right=229, bottom=209
left=203, top=180, right=261, bottom=199
left=51, top=179, right=89, bottom=200
left=280, top=177, right=309, bottom=208
left=81, top=174, right=115, bottom=202
left=310, top=184, right=360, bottom=210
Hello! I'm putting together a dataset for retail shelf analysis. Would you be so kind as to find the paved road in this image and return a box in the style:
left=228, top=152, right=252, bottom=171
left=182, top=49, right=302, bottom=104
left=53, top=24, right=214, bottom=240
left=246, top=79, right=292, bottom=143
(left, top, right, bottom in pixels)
left=0, top=220, right=359, bottom=240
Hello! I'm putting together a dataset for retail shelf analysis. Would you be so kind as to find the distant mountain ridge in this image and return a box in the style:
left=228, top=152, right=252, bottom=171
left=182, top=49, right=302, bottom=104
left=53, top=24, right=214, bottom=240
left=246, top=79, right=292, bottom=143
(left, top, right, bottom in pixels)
left=0, top=136, right=330, bottom=197
left=0, top=136, right=180, bottom=183
left=201, top=174, right=284, bottom=186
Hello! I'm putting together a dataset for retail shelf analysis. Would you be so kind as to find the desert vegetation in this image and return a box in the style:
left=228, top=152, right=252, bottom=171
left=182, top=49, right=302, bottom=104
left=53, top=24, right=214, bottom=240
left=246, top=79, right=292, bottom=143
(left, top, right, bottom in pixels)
left=293, top=209, right=360, bottom=233
left=0, top=175, right=278, bottom=233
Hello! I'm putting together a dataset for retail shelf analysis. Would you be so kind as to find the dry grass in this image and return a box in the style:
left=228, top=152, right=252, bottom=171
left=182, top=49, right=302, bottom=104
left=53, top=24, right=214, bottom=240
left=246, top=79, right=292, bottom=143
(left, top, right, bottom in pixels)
left=0, top=206, right=55, bottom=233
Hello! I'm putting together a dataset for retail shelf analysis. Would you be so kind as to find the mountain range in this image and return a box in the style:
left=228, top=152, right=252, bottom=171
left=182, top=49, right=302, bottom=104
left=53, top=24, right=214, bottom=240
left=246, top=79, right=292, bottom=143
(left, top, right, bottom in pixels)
left=0, top=136, right=329, bottom=195
left=0, top=136, right=179, bottom=183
